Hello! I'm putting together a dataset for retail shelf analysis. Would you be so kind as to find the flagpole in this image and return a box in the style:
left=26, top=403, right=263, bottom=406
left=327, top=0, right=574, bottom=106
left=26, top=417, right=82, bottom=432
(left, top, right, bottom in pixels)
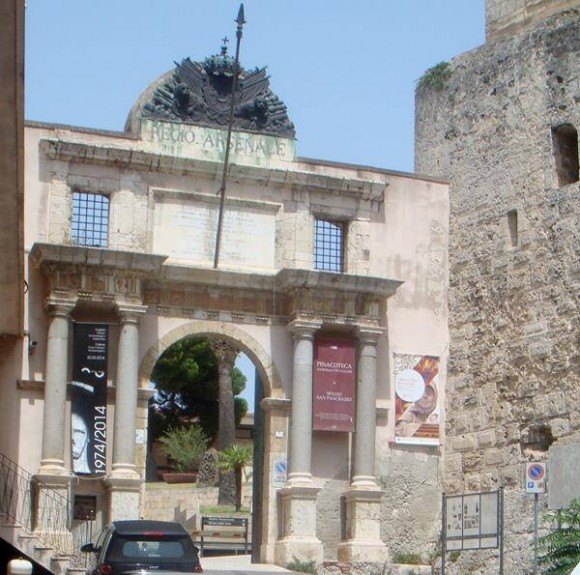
left=213, top=4, right=245, bottom=269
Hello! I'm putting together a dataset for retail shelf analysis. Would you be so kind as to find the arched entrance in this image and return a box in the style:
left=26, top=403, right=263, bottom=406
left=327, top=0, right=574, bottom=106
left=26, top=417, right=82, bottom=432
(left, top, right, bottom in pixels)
left=139, top=321, right=284, bottom=562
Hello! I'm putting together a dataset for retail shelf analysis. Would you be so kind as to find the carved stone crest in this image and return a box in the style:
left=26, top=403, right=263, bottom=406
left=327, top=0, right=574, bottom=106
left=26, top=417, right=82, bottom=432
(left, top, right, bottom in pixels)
left=142, top=46, right=295, bottom=138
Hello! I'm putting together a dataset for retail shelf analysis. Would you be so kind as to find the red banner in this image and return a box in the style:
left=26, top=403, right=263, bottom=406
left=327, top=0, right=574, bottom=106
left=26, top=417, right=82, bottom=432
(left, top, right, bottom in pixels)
left=312, top=339, right=356, bottom=432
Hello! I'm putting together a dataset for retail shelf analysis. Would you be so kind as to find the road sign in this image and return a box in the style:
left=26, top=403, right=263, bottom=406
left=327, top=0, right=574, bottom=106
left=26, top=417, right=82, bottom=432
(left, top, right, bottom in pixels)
left=526, top=462, right=547, bottom=493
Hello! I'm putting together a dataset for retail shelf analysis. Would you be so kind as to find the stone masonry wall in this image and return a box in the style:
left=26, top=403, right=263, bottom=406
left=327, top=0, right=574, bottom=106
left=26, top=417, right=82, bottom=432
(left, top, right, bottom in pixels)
left=415, top=8, right=580, bottom=575
left=486, top=0, right=580, bottom=41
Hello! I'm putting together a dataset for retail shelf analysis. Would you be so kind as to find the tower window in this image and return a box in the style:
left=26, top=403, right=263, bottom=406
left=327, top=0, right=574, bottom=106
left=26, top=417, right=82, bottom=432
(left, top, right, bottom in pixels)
left=552, top=123, right=579, bottom=187
left=314, top=218, right=345, bottom=272
left=71, top=192, right=110, bottom=247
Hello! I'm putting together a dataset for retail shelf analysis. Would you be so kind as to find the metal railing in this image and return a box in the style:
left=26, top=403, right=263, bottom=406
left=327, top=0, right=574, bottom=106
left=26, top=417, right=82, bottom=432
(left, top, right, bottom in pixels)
left=0, top=451, right=87, bottom=567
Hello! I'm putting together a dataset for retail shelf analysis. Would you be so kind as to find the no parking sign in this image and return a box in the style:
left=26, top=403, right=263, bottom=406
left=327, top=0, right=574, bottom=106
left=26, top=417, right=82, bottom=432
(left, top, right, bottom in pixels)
left=526, top=462, right=547, bottom=493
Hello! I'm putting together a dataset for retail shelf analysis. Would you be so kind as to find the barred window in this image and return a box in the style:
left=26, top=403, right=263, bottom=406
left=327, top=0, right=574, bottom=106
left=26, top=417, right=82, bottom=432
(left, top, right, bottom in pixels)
left=71, top=192, right=109, bottom=247
left=314, top=218, right=345, bottom=272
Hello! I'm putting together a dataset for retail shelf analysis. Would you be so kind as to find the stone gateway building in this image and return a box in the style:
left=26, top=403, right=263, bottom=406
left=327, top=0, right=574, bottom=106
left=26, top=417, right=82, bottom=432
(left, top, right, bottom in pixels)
left=3, top=1, right=577, bottom=573
left=0, top=36, right=449, bottom=572
left=416, top=0, right=580, bottom=573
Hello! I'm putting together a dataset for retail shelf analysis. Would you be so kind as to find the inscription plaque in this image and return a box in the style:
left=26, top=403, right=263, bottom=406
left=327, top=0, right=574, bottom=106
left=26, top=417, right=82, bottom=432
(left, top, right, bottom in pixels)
left=153, top=191, right=279, bottom=270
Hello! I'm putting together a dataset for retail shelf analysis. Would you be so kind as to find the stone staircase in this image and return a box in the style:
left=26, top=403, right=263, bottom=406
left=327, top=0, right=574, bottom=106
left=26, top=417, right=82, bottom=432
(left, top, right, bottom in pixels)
left=0, top=452, right=89, bottom=574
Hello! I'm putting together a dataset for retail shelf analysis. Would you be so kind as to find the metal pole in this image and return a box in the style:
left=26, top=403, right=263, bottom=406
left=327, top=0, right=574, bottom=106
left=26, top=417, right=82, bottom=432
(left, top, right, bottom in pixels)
left=213, top=4, right=245, bottom=269
left=533, top=492, right=539, bottom=574
left=499, top=487, right=504, bottom=575
left=441, top=492, right=447, bottom=575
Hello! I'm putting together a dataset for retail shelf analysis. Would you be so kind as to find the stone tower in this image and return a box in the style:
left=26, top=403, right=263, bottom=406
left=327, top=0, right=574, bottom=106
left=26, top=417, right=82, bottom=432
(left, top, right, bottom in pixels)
left=415, top=0, right=580, bottom=573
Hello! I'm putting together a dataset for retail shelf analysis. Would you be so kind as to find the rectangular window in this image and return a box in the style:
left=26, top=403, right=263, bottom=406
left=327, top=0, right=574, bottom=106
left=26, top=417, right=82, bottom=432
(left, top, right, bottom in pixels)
left=507, top=209, right=518, bottom=248
left=552, top=123, right=579, bottom=187
left=71, top=192, right=109, bottom=247
left=314, top=218, right=345, bottom=272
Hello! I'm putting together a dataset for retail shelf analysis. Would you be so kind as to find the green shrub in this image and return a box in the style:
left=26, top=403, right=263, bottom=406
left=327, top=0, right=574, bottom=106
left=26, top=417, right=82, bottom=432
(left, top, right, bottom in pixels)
left=392, top=551, right=423, bottom=565
left=286, top=556, right=317, bottom=574
left=417, top=61, right=451, bottom=91
left=449, top=550, right=461, bottom=563
left=158, top=424, right=208, bottom=472
left=538, top=499, right=580, bottom=574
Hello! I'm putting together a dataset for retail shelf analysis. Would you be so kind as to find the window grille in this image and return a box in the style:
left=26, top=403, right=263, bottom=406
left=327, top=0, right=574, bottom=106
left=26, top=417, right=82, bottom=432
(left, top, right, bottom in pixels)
left=71, top=192, right=109, bottom=247
left=314, top=218, right=345, bottom=272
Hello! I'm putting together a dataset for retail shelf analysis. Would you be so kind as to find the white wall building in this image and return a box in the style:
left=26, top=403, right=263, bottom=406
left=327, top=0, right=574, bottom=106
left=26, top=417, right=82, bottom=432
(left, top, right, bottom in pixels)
left=0, top=48, right=449, bottom=571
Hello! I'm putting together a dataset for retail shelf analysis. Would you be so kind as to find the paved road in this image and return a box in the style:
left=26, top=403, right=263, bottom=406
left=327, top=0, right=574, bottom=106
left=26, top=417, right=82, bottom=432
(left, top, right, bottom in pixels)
left=200, top=554, right=303, bottom=575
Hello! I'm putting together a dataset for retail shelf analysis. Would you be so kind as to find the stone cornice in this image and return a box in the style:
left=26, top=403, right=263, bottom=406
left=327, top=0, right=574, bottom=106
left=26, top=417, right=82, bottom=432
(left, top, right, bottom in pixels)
left=276, top=269, right=402, bottom=298
left=260, top=397, right=292, bottom=412
left=31, top=243, right=167, bottom=273
left=31, top=243, right=403, bottom=322
left=39, top=139, right=387, bottom=201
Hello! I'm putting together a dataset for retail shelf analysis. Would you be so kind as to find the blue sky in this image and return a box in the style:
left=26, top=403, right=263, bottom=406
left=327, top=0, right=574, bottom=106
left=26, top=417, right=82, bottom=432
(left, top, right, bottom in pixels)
left=25, top=1, right=485, bottom=173
left=25, top=1, right=486, bottom=411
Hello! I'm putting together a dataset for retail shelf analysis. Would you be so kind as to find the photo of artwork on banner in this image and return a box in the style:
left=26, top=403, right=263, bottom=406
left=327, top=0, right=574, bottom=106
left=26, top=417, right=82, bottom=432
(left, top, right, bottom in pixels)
left=394, top=354, right=440, bottom=445
left=71, top=323, right=109, bottom=475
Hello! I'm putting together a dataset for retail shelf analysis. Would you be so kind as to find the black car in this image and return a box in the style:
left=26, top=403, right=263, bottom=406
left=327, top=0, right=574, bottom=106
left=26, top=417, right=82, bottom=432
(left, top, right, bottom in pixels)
left=82, top=520, right=203, bottom=574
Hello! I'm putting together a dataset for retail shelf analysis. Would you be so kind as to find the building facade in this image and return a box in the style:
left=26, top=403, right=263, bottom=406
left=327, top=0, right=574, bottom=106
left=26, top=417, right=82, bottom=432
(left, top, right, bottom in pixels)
left=1, top=49, right=449, bottom=570
left=416, top=0, right=580, bottom=573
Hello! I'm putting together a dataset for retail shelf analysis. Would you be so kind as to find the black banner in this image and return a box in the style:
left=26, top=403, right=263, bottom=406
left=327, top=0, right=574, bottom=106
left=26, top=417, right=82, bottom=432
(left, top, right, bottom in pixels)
left=71, top=323, right=108, bottom=475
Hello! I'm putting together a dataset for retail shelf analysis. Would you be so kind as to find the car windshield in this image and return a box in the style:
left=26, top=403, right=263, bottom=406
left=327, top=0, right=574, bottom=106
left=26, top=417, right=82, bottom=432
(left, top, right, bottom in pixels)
left=112, top=537, right=188, bottom=560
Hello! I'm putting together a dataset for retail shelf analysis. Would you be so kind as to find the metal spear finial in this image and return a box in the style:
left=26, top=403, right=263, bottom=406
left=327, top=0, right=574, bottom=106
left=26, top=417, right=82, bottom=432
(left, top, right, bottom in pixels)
left=213, top=4, right=247, bottom=270
left=236, top=4, right=246, bottom=28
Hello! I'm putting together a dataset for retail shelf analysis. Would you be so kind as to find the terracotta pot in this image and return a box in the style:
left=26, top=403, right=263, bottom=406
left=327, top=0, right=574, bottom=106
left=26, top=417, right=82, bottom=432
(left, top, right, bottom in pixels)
left=162, top=472, right=198, bottom=484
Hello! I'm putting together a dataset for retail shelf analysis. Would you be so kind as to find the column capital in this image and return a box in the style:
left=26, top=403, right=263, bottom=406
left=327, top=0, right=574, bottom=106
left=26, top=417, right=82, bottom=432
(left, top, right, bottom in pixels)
left=45, top=297, right=77, bottom=317
left=288, top=318, right=322, bottom=339
left=116, top=303, right=148, bottom=323
left=209, top=338, right=238, bottom=365
left=356, top=325, right=384, bottom=344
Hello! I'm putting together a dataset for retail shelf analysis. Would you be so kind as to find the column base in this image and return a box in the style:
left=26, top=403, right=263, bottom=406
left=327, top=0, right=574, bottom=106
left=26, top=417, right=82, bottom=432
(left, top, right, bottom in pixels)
left=275, top=483, right=323, bottom=567
left=37, top=459, right=69, bottom=477
left=337, top=539, right=388, bottom=564
left=109, top=463, right=140, bottom=480
left=275, top=536, right=324, bottom=567
left=33, top=472, right=74, bottom=554
left=338, top=484, right=387, bottom=564
left=104, top=474, right=142, bottom=521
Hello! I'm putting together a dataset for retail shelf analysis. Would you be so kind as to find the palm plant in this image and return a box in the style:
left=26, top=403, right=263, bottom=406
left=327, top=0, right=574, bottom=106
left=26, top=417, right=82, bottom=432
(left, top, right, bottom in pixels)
left=538, top=499, right=580, bottom=574
left=217, top=444, right=253, bottom=511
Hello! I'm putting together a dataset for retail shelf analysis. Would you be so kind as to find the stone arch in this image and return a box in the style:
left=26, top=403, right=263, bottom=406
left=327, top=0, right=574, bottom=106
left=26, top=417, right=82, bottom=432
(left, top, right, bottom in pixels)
left=139, top=320, right=283, bottom=398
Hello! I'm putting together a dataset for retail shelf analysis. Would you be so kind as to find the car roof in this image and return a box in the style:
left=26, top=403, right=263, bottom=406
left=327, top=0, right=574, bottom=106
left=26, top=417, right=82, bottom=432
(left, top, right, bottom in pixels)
left=111, top=520, right=188, bottom=536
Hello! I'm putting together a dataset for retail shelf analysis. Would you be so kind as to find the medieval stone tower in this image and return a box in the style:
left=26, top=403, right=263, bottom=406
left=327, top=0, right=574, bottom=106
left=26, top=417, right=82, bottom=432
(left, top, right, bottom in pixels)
left=416, top=0, right=579, bottom=573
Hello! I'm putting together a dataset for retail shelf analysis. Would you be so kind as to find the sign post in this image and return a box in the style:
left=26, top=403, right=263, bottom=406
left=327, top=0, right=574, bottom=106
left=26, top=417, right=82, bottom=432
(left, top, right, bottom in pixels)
left=525, top=462, right=548, bottom=574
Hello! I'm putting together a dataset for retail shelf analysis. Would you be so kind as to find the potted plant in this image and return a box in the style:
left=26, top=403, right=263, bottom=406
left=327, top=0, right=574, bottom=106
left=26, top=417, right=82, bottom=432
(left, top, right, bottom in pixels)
left=159, top=424, right=208, bottom=483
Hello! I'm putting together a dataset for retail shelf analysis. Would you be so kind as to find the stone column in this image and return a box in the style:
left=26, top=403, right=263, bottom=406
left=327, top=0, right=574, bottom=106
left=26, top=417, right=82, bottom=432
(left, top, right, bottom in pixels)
left=275, top=318, right=323, bottom=567
left=105, top=303, right=147, bottom=522
left=210, top=339, right=238, bottom=506
left=338, top=326, right=387, bottom=564
left=35, top=297, right=76, bottom=551
left=39, top=299, right=76, bottom=475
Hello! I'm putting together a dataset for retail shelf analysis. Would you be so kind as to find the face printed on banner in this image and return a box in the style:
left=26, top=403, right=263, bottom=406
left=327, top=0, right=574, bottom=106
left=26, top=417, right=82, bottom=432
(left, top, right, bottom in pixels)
left=72, top=412, right=90, bottom=474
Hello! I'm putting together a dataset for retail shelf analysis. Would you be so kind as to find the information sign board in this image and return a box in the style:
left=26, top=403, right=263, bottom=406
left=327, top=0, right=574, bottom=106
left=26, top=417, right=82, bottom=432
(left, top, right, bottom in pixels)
left=445, top=491, right=500, bottom=551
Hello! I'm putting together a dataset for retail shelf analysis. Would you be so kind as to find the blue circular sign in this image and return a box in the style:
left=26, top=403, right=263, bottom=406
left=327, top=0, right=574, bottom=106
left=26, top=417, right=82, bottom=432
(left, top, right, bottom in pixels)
left=528, top=464, right=545, bottom=480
